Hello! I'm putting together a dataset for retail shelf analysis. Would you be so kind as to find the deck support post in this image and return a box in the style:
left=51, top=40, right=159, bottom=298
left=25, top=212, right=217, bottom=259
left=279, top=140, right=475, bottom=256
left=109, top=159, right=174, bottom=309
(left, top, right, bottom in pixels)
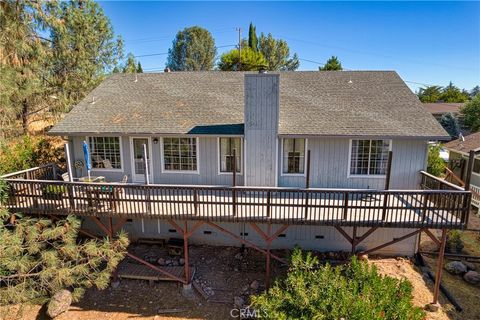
left=351, top=226, right=357, bottom=254
left=183, top=220, right=190, bottom=284
left=433, top=228, right=447, bottom=304
left=265, top=223, right=272, bottom=288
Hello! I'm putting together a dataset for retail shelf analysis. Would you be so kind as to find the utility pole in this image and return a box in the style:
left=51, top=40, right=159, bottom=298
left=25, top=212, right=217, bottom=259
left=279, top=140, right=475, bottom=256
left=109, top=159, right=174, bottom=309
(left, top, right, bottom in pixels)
left=236, top=27, right=242, bottom=71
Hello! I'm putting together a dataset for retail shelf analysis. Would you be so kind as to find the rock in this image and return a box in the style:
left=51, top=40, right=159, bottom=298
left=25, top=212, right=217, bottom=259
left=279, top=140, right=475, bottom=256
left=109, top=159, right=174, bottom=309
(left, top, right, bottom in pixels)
left=358, top=254, right=368, bottom=261
left=425, top=303, right=440, bottom=312
left=444, top=261, right=467, bottom=275
left=157, top=258, right=166, bottom=266
left=179, top=258, right=185, bottom=266
left=234, top=296, right=245, bottom=308
left=463, top=271, right=480, bottom=285
left=111, top=280, right=120, bottom=289
left=250, top=280, right=259, bottom=291
left=47, top=290, right=72, bottom=319
left=464, top=261, right=476, bottom=271
left=235, top=253, right=243, bottom=260
left=171, top=260, right=179, bottom=266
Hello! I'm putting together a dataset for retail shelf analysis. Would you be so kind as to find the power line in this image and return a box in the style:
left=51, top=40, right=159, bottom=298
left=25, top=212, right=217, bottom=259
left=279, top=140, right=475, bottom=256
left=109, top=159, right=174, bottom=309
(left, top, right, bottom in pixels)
left=280, top=35, right=475, bottom=72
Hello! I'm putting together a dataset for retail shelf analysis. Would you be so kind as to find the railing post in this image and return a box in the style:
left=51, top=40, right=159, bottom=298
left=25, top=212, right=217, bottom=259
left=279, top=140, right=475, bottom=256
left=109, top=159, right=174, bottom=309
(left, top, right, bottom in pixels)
left=381, top=193, right=389, bottom=221
left=464, top=150, right=475, bottom=192
left=305, top=150, right=311, bottom=189
left=343, top=191, right=349, bottom=220
left=266, top=190, right=271, bottom=218
left=384, top=151, right=393, bottom=190
left=422, top=193, right=430, bottom=222
left=194, top=189, right=199, bottom=215
left=232, top=149, right=236, bottom=187
left=232, top=188, right=237, bottom=217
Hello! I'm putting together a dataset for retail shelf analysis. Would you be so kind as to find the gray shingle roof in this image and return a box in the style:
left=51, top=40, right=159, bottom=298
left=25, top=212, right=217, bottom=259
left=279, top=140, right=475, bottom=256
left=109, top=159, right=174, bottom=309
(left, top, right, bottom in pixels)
left=444, top=132, right=480, bottom=154
left=49, top=71, right=448, bottom=139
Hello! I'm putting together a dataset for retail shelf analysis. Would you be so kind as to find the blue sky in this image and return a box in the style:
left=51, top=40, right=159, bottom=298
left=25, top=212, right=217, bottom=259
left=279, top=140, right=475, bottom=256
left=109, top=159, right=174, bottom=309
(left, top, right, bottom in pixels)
left=99, top=1, right=480, bottom=92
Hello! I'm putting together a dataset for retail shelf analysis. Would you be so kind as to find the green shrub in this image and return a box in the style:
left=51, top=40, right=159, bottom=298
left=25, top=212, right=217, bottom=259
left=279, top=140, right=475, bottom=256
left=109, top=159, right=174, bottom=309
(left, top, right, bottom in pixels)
left=446, top=230, right=464, bottom=253
left=252, top=248, right=425, bottom=320
left=427, top=144, right=446, bottom=177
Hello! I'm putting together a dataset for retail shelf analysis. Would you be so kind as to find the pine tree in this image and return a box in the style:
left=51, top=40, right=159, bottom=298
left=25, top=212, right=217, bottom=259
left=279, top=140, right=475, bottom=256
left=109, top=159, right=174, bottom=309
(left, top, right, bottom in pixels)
left=440, top=82, right=469, bottom=103
left=417, top=86, right=443, bottom=103
left=122, top=53, right=137, bottom=73
left=248, top=22, right=258, bottom=52
left=319, top=56, right=343, bottom=71
left=137, top=62, right=143, bottom=73
left=0, top=179, right=128, bottom=312
left=166, top=26, right=217, bottom=71
left=49, top=0, right=123, bottom=106
left=439, top=112, right=460, bottom=138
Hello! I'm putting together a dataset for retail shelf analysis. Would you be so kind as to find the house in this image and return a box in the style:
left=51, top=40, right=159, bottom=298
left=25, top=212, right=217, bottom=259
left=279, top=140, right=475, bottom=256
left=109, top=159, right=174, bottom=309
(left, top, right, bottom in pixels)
left=2, top=71, right=471, bottom=301
left=423, top=102, right=464, bottom=121
left=444, top=131, right=480, bottom=209
left=423, top=102, right=468, bottom=134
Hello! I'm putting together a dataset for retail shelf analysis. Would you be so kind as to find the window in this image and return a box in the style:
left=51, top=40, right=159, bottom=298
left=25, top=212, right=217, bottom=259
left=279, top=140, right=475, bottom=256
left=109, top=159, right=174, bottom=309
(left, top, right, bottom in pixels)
left=163, top=138, right=198, bottom=171
left=282, top=138, right=306, bottom=174
left=219, top=138, right=241, bottom=173
left=350, top=140, right=390, bottom=175
left=88, top=137, right=122, bottom=170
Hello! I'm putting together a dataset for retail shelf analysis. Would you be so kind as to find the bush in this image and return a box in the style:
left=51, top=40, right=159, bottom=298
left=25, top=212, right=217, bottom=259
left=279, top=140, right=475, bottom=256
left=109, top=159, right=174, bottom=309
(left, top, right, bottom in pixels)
left=0, top=136, right=64, bottom=175
left=251, top=248, right=425, bottom=320
left=446, top=230, right=464, bottom=254
left=427, top=144, right=446, bottom=177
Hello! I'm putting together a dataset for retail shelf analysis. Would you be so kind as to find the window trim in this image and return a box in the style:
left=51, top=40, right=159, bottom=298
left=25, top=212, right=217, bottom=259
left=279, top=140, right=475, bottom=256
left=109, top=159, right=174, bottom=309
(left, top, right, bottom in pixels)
left=280, top=138, right=308, bottom=177
left=469, top=157, right=480, bottom=178
left=217, top=137, right=243, bottom=175
left=85, top=136, right=124, bottom=172
left=160, top=137, right=200, bottom=174
left=347, top=139, right=392, bottom=179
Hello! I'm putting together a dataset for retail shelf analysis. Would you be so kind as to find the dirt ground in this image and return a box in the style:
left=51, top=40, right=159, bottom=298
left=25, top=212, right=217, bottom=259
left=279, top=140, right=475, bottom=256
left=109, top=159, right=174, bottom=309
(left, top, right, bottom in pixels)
left=3, top=237, right=479, bottom=320
left=419, top=226, right=480, bottom=320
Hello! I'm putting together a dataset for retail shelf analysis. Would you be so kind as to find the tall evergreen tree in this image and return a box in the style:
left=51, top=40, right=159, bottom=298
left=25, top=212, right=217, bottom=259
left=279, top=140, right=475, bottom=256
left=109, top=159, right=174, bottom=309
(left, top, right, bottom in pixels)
left=248, top=22, right=258, bottom=51
left=0, top=0, right=51, bottom=135
left=439, top=112, right=460, bottom=138
left=470, top=85, right=480, bottom=98
left=48, top=0, right=123, bottom=107
left=258, top=33, right=299, bottom=71
left=166, top=26, right=216, bottom=71
left=319, top=56, right=343, bottom=71
left=122, top=53, right=138, bottom=73
left=137, top=62, right=143, bottom=73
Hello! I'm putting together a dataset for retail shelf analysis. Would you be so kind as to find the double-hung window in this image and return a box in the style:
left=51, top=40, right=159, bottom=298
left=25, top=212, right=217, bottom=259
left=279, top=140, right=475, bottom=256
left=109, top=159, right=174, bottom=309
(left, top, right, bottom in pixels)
left=350, top=140, right=391, bottom=176
left=88, top=137, right=122, bottom=170
left=282, top=138, right=306, bottom=174
left=163, top=138, right=198, bottom=171
left=219, top=138, right=241, bottom=173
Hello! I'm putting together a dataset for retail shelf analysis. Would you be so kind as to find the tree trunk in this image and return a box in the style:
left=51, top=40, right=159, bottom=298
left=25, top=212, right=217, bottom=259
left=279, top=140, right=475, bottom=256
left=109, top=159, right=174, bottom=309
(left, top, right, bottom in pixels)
left=22, top=98, right=29, bottom=135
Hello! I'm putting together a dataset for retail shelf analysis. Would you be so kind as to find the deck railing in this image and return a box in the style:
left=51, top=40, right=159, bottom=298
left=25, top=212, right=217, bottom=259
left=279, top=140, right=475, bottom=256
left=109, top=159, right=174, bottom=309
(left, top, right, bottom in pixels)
left=1, top=170, right=471, bottom=229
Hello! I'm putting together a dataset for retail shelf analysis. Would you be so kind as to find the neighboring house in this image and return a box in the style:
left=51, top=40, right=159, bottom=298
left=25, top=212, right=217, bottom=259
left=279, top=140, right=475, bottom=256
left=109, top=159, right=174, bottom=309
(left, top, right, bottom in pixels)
left=2, top=71, right=470, bottom=286
left=444, top=131, right=480, bottom=208
left=423, top=102, right=468, bottom=134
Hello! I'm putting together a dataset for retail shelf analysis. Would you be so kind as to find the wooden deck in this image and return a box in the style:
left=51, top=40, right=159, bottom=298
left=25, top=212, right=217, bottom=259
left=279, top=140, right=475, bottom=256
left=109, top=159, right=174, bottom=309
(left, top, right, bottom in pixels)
left=1, top=165, right=471, bottom=229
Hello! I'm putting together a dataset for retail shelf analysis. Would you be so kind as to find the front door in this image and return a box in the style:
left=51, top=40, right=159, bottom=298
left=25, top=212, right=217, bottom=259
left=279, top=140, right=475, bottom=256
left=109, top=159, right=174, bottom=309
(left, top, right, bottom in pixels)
left=130, top=137, right=152, bottom=183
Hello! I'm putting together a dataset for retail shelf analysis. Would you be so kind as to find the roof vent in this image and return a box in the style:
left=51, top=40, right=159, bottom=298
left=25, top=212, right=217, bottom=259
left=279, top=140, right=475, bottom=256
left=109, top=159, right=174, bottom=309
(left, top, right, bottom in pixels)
left=164, top=67, right=171, bottom=73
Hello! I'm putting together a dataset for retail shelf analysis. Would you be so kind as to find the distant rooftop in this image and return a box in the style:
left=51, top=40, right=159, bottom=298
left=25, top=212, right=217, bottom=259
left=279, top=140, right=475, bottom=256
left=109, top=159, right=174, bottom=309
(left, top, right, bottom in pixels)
left=423, top=102, right=464, bottom=115
left=444, top=132, right=480, bottom=155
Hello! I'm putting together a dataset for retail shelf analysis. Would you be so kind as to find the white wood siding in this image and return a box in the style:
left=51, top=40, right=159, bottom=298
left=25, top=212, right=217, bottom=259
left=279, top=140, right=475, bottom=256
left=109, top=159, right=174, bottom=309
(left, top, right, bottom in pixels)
left=278, top=138, right=428, bottom=189
left=244, top=74, right=279, bottom=187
